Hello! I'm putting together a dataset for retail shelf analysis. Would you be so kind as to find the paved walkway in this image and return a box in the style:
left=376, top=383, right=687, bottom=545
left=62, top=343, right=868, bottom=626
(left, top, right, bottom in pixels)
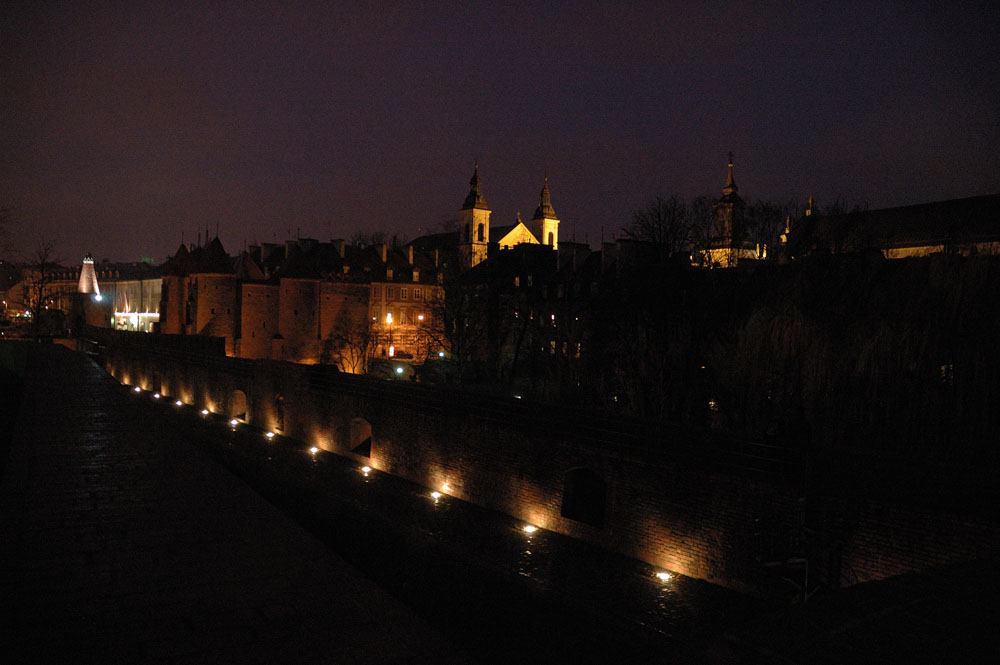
left=0, top=344, right=468, bottom=664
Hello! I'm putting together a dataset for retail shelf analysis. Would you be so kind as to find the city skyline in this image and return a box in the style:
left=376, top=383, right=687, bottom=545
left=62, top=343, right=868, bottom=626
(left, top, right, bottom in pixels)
left=3, top=1, right=998, bottom=263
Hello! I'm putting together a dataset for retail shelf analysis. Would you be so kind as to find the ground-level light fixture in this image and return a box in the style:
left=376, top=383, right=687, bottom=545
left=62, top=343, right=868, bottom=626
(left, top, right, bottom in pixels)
left=175, top=400, right=183, bottom=407
left=309, top=446, right=319, bottom=455
left=361, top=465, right=371, bottom=475
left=133, top=386, right=141, bottom=393
left=430, top=491, right=442, bottom=500
left=201, top=409, right=209, bottom=416
left=523, top=525, right=537, bottom=534
left=230, top=418, right=239, bottom=427
left=153, top=393, right=160, bottom=399
left=265, top=432, right=275, bottom=439
left=656, top=572, right=672, bottom=581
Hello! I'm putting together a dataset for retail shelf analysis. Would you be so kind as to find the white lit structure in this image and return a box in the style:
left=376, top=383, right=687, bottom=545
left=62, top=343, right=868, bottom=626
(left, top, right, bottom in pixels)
left=77, top=254, right=100, bottom=297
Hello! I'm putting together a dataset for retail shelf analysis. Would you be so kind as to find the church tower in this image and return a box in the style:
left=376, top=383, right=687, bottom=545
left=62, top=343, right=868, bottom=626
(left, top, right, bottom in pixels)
left=706, top=153, right=752, bottom=267
left=530, top=177, right=559, bottom=250
left=458, top=164, right=491, bottom=270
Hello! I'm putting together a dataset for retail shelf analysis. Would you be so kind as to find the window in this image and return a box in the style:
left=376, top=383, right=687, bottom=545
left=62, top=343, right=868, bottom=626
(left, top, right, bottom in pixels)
left=400, top=310, right=407, bottom=325
left=477, top=223, right=485, bottom=242
left=372, top=285, right=380, bottom=298
left=413, top=288, right=422, bottom=300
left=387, top=269, right=394, bottom=280
left=550, top=340, right=556, bottom=355
left=548, top=232, right=554, bottom=246
left=210, top=308, right=215, bottom=314
left=386, top=287, right=394, bottom=299
left=514, top=276, right=520, bottom=287
left=400, top=288, right=408, bottom=300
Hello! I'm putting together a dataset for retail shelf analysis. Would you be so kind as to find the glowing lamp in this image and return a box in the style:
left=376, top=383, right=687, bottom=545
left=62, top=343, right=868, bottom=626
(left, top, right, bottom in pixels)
left=265, top=432, right=275, bottom=439
left=175, top=400, right=183, bottom=406
left=395, top=366, right=404, bottom=374
left=361, top=465, right=371, bottom=474
left=309, top=446, right=319, bottom=455
left=153, top=393, right=160, bottom=399
left=441, top=482, right=451, bottom=492
left=430, top=491, right=441, bottom=500
left=201, top=409, right=209, bottom=415
left=523, top=525, right=537, bottom=534
left=230, top=418, right=239, bottom=426
left=438, top=351, right=445, bottom=357
left=133, top=386, right=141, bottom=393
left=656, top=572, right=672, bottom=581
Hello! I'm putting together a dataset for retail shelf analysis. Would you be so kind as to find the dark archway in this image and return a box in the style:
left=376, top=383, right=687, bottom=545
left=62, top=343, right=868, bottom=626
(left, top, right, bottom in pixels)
left=350, top=417, right=373, bottom=457
left=230, top=389, right=248, bottom=421
left=560, top=467, right=607, bottom=527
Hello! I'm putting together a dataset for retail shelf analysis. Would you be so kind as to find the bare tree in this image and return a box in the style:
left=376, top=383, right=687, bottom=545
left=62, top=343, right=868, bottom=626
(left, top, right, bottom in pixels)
left=623, top=196, right=692, bottom=257
left=23, top=240, right=59, bottom=338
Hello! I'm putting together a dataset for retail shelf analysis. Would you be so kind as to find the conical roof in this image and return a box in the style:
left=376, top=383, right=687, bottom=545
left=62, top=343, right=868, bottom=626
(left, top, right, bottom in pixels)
left=532, top=177, right=557, bottom=220
left=461, top=164, right=489, bottom=210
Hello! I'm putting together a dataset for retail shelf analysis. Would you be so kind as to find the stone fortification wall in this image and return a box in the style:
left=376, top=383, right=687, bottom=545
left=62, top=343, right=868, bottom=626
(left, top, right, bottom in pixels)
left=101, top=345, right=999, bottom=594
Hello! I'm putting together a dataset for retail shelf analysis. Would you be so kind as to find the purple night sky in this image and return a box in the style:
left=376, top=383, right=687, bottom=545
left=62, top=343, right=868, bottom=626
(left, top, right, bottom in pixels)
left=2, top=1, right=998, bottom=264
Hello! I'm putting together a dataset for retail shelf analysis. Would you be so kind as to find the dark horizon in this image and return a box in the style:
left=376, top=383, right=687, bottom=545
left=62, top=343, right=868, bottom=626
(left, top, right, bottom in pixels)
left=3, top=1, right=999, bottom=264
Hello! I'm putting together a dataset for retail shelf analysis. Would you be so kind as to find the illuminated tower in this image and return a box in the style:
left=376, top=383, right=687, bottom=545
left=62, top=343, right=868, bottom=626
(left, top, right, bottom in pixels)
left=78, top=254, right=101, bottom=300
left=458, top=164, right=491, bottom=270
left=706, top=153, right=754, bottom=267
left=530, top=177, right=559, bottom=249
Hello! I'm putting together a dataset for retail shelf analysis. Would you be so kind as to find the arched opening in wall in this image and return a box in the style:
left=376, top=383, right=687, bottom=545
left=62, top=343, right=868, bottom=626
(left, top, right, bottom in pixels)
left=547, top=232, right=554, bottom=246
left=477, top=223, right=485, bottom=242
left=560, top=467, right=607, bottom=527
left=274, top=395, right=285, bottom=431
left=350, top=418, right=373, bottom=458
left=229, top=390, right=248, bottom=421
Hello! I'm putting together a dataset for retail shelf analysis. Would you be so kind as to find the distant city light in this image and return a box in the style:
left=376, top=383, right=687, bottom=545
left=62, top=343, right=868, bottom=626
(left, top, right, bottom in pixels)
left=153, top=393, right=160, bottom=399
left=361, top=465, right=371, bottom=474
left=438, top=351, right=445, bottom=357
left=395, top=366, right=404, bottom=374
left=93, top=294, right=102, bottom=302
left=201, top=409, right=209, bottom=415
left=523, top=525, right=537, bottom=534
left=430, top=491, right=441, bottom=500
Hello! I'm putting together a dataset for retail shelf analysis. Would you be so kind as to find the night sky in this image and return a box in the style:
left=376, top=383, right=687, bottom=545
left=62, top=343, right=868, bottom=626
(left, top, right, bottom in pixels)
left=3, top=1, right=998, bottom=264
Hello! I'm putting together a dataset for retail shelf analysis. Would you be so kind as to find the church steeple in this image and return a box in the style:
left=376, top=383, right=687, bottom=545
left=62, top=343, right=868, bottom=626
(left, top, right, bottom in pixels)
left=458, top=163, right=491, bottom=269
left=530, top=175, right=560, bottom=249
left=462, top=163, right=489, bottom=210
left=722, top=152, right=738, bottom=197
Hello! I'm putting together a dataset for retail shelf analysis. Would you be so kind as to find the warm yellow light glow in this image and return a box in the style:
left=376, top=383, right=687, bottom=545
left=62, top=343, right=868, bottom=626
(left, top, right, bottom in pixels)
left=441, top=482, right=451, bottom=492
left=389, top=344, right=395, bottom=357
left=361, top=465, right=371, bottom=473
left=309, top=446, right=319, bottom=455
left=523, top=525, right=537, bottom=534
left=656, top=572, right=672, bottom=581
left=265, top=432, right=275, bottom=439
left=430, top=491, right=441, bottom=500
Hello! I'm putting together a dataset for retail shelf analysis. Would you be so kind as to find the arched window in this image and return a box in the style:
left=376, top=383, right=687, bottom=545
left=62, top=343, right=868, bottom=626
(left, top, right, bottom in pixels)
left=547, top=232, right=554, bottom=246
left=560, top=468, right=607, bottom=527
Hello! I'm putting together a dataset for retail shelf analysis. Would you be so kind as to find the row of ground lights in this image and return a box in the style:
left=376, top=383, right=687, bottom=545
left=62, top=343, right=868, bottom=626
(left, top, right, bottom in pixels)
left=123, top=377, right=676, bottom=584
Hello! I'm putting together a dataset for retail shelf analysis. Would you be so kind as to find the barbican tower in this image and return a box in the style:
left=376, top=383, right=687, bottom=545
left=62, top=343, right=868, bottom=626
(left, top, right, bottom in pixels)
left=77, top=254, right=101, bottom=298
